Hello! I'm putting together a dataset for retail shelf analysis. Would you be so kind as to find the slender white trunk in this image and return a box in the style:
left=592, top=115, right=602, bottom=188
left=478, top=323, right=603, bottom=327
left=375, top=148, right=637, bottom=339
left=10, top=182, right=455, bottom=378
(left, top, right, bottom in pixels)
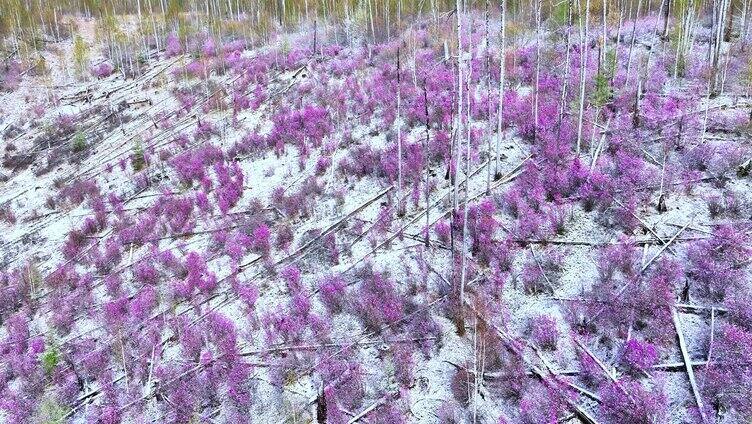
left=602, top=0, right=608, bottom=70
left=534, top=0, right=541, bottom=137
left=559, top=0, right=574, bottom=125
left=456, top=0, right=467, bottom=336
left=422, top=80, right=431, bottom=247
left=495, top=0, right=507, bottom=178
left=743, top=0, right=750, bottom=43
left=149, top=0, right=159, bottom=51
left=625, top=0, right=641, bottom=83
left=576, top=0, right=591, bottom=154
left=486, top=0, right=492, bottom=194
left=612, top=1, right=625, bottom=84
left=397, top=1, right=404, bottom=216
left=711, top=0, right=730, bottom=95
left=454, top=0, right=464, bottom=211
left=662, top=0, right=671, bottom=39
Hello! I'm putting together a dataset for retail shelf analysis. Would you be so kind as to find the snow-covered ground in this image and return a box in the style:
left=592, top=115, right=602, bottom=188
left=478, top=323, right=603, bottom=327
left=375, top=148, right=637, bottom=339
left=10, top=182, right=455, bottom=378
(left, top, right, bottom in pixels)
left=1, top=12, right=752, bottom=424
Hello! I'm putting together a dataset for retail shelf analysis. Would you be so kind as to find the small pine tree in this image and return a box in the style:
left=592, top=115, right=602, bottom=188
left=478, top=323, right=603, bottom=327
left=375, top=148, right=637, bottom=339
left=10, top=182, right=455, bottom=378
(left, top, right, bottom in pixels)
left=72, top=34, right=89, bottom=77
left=40, top=342, right=59, bottom=376
left=34, top=396, right=68, bottom=424
left=72, top=131, right=87, bottom=152
left=132, top=142, right=146, bottom=171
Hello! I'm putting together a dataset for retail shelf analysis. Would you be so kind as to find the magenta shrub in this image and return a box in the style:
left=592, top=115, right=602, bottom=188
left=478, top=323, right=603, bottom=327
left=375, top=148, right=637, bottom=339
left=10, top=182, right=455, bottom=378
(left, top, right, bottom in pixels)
left=599, top=379, right=668, bottom=424
left=687, top=225, right=750, bottom=300
left=353, top=268, right=404, bottom=331
left=619, top=339, right=659, bottom=375
left=4, top=13, right=750, bottom=423
left=702, top=324, right=752, bottom=416
left=165, top=33, right=183, bottom=57
left=251, top=224, right=271, bottom=255
left=319, top=274, right=347, bottom=313
left=529, top=315, right=559, bottom=350
left=92, top=62, right=115, bottom=78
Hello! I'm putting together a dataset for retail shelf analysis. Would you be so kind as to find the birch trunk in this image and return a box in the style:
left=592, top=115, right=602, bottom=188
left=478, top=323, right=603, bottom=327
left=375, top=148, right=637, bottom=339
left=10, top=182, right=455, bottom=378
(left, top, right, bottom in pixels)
left=534, top=0, right=542, bottom=138
left=625, top=0, right=641, bottom=83
left=495, top=0, right=507, bottom=178
left=576, top=0, right=591, bottom=154
left=559, top=0, right=574, bottom=128
left=485, top=0, right=492, bottom=195
left=456, top=0, right=466, bottom=337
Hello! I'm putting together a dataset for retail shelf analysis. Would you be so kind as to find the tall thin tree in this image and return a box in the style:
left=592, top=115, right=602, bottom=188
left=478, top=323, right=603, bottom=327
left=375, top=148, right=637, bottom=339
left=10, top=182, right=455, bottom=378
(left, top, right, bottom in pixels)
left=576, top=0, right=592, bottom=154
left=455, top=0, right=466, bottom=336
left=495, top=0, right=507, bottom=179
left=397, top=0, right=405, bottom=216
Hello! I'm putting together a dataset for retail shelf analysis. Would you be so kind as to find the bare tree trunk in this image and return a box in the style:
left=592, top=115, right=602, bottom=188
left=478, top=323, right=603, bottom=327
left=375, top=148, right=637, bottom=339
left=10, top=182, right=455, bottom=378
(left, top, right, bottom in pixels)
left=625, top=0, right=641, bottom=83
left=454, top=0, right=464, bottom=211
left=368, top=0, right=375, bottom=42
left=495, top=0, right=507, bottom=179
left=633, top=77, right=642, bottom=127
left=397, top=1, right=405, bottom=217
left=576, top=0, right=591, bottom=154
left=720, top=41, right=733, bottom=93
left=711, top=0, right=730, bottom=95
left=148, top=0, right=160, bottom=51
left=423, top=79, right=431, bottom=247
left=743, top=0, right=751, bottom=46
left=455, top=0, right=466, bottom=337
left=485, top=0, right=492, bottom=195
left=559, top=0, right=574, bottom=127
left=725, top=0, right=734, bottom=42
left=612, top=0, right=625, bottom=85
left=602, top=0, right=608, bottom=71
left=534, top=0, right=542, bottom=139
left=676, top=0, right=696, bottom=78
left=397, top=45, right=404, bottom=216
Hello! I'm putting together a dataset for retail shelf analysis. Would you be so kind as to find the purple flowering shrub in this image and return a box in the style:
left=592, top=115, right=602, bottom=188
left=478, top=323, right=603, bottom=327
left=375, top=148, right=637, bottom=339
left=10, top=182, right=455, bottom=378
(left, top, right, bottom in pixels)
left=1, top=60, right=22, bottom=92
left=619, top=339, right=660, bottom=375
left=701, top=324, right=752, bottom=417
left=170, top=145, right=224, bottom=186
left=319, top=274, right=348, bottom=313
left=214, top=162, right=244, bottom=214
left=3, top=11, right=752, bottom=424
left=165, top=32, right=182, bottom=57
left=584, top=256, right=681, bottom=344
left=599, top=379, right=668, bottom=423
left=518, top=381, right=572, bottom=424
left=520, top=248, right=564, bottom=295
left=352, top=266, right=404, bottom=331
left=528, top=315, right=559, bottom=350
left=91, top=62, right=115, bottom=78
left=686, top=225, right=751, bottom=301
